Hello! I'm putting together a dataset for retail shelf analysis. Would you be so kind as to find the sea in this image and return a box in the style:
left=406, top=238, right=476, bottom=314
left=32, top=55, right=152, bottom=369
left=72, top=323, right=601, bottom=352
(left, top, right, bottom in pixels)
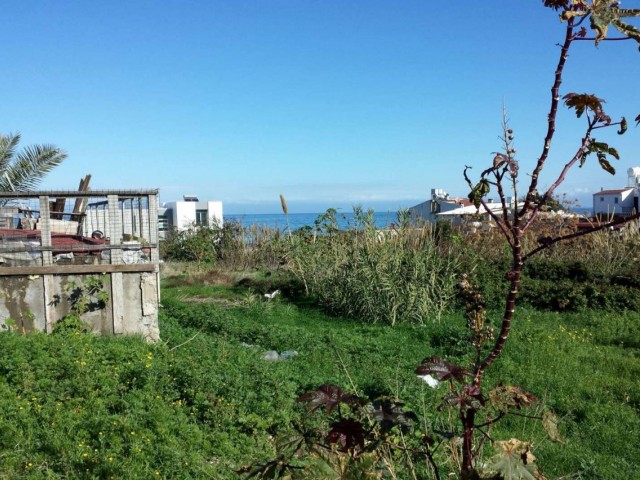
left=225, top=211, right=398, bottom=231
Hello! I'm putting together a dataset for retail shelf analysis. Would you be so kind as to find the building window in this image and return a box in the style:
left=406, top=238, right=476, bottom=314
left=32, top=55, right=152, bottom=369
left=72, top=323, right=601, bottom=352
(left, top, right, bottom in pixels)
left=195, top=209, right=208, bottom=225
left=600, top=197, right=604, bottom=202
left=158, top=216, right=169, bottom=232
left=614, top=197, right=619, bottom=204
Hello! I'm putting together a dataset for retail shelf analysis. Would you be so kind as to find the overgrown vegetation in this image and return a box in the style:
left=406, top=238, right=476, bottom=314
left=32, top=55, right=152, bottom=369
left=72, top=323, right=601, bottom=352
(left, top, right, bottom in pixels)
left=1, top=284, right=638, bottom=478
left=161, top=210, right=640, bottom=319
left=3, top=2, right=640, bottom=478
left=287, top=208, right=462, bottom=325
left=161, top=220, right=288, bottom=270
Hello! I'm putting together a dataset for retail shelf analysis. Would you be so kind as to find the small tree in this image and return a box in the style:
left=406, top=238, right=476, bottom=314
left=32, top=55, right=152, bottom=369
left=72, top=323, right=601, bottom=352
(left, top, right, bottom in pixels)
left=0, top=132, right=67, bottom=192
left=245, top=2, right=640, bottom=478
left=433, top=0, right=640, bottom=476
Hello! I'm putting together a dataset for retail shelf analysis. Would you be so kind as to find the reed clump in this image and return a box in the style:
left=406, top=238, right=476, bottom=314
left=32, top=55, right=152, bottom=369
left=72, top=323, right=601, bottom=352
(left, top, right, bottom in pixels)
left=287, top=208, right=462, bottom=325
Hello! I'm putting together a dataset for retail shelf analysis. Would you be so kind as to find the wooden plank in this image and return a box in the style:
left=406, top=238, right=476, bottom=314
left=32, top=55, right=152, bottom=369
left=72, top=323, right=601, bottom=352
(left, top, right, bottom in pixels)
left=0, top=243, right=158, bottom=254
left=0, top=189, right=159, bottom=199
left=111, top=272, right=124, bottom=334
left=52, top=197, right=66, bottom=220
left=0, top=264, right=156, bottom=276
left=73, top=175, right=91, bottom=235
left=43, top=274, right=56, bottom=333
left=71, top=175, right=91, bottom=218
left=19, top=208, right=82, bottom=217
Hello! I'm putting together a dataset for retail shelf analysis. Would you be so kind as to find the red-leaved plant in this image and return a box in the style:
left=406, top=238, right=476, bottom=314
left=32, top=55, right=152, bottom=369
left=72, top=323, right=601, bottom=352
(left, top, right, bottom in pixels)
left=244, top=2, right=640, bottom=478
left=438, top=0, right=640, bottom=477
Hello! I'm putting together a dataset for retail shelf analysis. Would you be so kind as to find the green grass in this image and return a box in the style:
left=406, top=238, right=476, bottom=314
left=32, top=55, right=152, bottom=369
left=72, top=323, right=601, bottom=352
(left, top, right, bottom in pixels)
left=0, top=279, right=638, bottom=478
left=489, top=310, right=640, bottom=478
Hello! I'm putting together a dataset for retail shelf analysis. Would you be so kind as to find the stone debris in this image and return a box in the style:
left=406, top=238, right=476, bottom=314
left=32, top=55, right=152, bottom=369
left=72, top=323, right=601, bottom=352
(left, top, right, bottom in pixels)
left=262, top=349, right=299, bottom=361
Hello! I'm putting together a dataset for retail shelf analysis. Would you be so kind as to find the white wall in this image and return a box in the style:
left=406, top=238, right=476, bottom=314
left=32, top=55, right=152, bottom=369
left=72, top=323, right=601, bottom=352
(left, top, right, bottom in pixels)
left=408, top=200, right=435, bottom=223
left=198, top=201, right=223, bottom=226
left=173, top=201, right=196, bottom=231
left=164, top=200, right=224, bottom=230
left=593, top=189, right=635, bottom=215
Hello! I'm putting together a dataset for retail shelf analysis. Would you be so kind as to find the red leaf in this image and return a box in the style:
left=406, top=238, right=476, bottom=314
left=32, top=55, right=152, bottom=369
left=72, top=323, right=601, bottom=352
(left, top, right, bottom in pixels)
left=563, top=93, right=606, bottom=118
left=415, top=356, right=471, bottom=383
left=298, top=384, right=361, bottom=413
left=326, top=418, right=366, bottom=451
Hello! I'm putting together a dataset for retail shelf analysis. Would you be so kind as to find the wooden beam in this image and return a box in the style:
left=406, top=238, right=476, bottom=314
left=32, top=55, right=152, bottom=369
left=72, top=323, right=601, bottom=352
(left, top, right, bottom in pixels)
left=0, top=189, right=159, bottom=199
left=111, top=272, right=124, bottom=334
left=43, top=274, right=56, bottom=333
left=0, top=264, right=157, bottom=276
left=52, top=197, right=66, bottom=220
left=73, top=175, right=91, bottom=234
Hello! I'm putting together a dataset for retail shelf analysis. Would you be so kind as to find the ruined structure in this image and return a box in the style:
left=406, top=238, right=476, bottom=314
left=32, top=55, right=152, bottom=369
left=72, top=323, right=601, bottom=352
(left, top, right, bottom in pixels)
left=0, top=190, right=160, bottom=340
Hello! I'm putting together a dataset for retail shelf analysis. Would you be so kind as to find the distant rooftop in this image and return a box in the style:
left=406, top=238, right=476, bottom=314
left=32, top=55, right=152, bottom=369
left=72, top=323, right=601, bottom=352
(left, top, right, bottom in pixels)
left=442, top=198, right=474, bottom=207
left=594, top=188, right=634, bottom=196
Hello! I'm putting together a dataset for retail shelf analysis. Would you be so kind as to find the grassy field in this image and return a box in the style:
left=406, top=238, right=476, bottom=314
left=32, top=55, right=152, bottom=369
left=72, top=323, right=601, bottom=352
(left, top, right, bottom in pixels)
left=0, top=272, right=638, bottom=479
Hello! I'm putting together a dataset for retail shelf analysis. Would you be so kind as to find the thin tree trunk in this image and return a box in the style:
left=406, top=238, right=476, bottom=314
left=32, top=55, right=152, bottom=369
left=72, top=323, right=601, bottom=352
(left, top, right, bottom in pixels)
left=475, top=238, right=523, bottom=384
left=461, top=409, right=476, bottom=475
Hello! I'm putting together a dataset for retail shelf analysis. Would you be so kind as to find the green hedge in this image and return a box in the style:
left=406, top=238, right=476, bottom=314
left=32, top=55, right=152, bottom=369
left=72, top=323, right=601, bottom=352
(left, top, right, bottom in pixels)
left=470, top=258, right=640, bottom=312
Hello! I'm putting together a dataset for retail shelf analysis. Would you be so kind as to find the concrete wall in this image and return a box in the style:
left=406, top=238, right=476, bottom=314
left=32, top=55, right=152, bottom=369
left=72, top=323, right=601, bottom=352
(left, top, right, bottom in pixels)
left=202, top=201, right=223, bottom=225
left=173, top=201, right=196, bottom=231
left=0, top=272, right=159, bottom=340
left=0, top=191, right=161, bottom=341
left=408, top=200, right=435, bottom=223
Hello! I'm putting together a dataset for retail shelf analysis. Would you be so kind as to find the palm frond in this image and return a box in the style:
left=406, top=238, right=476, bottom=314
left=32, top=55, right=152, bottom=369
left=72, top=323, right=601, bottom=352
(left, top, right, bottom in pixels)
left=0, top=133, right=21, bottom=173
left=4, top=144, right=67, bottom=192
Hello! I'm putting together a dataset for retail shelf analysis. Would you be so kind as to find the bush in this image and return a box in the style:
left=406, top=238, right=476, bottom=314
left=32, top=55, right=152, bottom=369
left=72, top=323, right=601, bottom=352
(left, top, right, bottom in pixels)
left=470, top=256, right=640, bottom=312
left=160, top=223, right=221, bottom=264
left=161, top=220, right=290, bottom=270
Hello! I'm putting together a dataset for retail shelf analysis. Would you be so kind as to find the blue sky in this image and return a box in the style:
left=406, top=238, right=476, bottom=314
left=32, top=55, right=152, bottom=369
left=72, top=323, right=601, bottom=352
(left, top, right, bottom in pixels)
left=2, top=1, right=639, bottom=214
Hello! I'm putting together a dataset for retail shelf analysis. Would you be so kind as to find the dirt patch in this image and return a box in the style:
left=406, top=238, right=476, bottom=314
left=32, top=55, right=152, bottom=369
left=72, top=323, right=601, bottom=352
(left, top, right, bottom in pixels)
left=170, top=295, right=252, bottom=308
left=162, top=265, right=238, bottom=288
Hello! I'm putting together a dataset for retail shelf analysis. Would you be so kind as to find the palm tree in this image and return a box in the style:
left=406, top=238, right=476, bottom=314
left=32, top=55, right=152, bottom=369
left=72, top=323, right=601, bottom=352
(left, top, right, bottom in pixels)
left=0, top=133, right=67, bottom=192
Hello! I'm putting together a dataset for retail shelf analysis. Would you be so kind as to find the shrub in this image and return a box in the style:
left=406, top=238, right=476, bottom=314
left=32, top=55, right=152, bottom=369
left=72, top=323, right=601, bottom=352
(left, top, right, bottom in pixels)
left=160, top=223, right=221, bottom=264
left=161, top=220, right=291, bottom=270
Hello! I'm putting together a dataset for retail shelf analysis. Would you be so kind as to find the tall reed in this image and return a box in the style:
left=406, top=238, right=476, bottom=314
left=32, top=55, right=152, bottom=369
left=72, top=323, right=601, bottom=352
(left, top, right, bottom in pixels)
left=279, top=194, right=291, bottom=239
left=289, top=208, right=461, bottom=325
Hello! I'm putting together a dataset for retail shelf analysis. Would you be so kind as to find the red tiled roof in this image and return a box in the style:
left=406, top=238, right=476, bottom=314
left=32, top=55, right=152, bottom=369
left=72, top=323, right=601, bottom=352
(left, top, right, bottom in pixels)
left=0, top=229, right=108, bottom=254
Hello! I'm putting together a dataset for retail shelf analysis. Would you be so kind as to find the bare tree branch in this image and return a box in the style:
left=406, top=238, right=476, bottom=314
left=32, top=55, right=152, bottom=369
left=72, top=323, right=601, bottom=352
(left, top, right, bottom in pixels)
left=520, top=19, right=576, bottom=217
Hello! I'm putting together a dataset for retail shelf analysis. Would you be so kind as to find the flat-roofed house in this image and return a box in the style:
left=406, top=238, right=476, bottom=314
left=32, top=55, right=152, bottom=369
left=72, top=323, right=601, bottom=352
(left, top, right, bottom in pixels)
left=593, top=187, right=637, bottom=216
left=161, top=195, right=223, bottom=231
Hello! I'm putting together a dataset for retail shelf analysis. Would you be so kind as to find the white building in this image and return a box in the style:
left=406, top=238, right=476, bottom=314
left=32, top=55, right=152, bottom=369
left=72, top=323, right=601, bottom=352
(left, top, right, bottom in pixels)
left=161, top=195, right=223, bottom=231
left=409, top=188, right=514, bottom=224
left=593, top=167, right=640, bottom=217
